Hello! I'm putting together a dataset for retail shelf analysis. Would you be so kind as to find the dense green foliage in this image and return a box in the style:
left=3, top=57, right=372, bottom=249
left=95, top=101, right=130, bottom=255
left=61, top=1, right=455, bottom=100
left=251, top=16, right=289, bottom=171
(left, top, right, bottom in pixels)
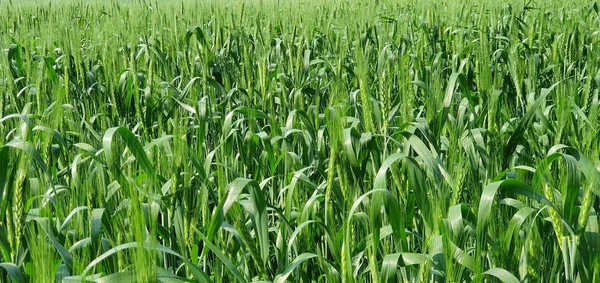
left=1, top=0, right=600, bottom=281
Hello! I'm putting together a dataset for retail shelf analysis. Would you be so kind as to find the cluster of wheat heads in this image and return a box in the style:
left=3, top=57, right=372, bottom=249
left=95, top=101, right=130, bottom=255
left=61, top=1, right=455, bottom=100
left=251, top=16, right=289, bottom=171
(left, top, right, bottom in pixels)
left=1, top=0, right=600, bottom=282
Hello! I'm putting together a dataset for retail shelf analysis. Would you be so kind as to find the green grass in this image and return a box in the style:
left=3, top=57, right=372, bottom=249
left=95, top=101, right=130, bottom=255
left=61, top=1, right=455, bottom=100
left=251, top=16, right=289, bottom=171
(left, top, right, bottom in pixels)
left=1, top=0, right=600, bottom=282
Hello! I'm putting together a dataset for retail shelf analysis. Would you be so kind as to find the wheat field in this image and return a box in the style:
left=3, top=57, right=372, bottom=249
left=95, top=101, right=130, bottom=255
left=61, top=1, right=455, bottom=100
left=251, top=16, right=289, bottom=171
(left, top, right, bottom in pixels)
left=1, top=0, right=600, bottom=282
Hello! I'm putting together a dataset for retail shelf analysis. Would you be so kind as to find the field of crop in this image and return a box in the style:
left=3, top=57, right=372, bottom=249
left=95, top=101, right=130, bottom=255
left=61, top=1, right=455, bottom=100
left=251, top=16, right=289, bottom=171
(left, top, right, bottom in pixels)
left=2, top=0, right=600, bottom=281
